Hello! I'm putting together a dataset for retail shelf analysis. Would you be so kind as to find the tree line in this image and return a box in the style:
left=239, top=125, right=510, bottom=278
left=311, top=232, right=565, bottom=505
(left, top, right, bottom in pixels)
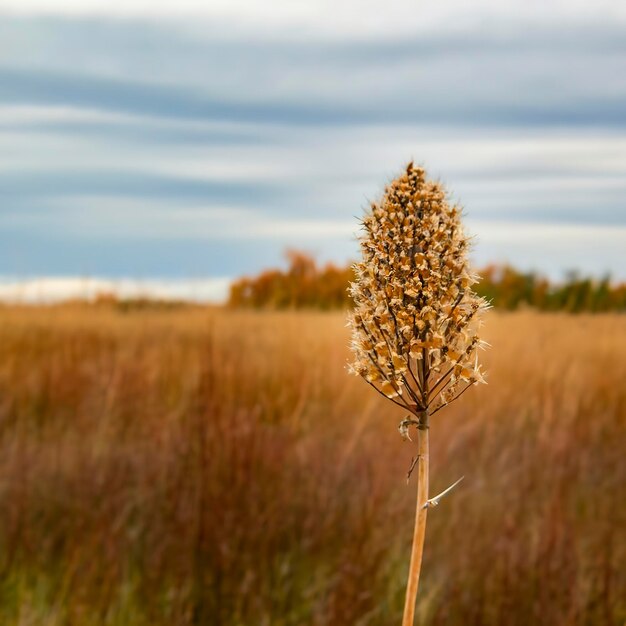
left=228, top=250, right=626, bottom=312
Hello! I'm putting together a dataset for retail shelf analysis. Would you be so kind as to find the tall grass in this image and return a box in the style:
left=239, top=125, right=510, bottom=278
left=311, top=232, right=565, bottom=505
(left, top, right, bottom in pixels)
left=0, top=305, right=624, bottom=625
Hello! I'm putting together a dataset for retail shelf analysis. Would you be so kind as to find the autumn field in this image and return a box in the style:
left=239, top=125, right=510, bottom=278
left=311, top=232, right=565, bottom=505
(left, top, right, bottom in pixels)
left=0, top=305, right=624, bottom=626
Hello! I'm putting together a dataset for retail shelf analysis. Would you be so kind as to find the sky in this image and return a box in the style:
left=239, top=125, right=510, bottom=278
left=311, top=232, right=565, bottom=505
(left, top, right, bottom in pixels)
left=1, top=0, right=625, bottom=301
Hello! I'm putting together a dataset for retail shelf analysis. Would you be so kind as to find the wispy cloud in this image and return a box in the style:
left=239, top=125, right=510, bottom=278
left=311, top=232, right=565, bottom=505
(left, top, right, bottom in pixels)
left=0, top=276, right=231, bottom=303
left=1, top=5, right=625, bottom=280
left=4, top=1, right=625, bottom=40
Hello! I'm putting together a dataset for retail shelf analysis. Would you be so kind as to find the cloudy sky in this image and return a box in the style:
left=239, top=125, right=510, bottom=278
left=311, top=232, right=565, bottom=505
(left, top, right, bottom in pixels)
left=1, top=0, right=625, bottom=299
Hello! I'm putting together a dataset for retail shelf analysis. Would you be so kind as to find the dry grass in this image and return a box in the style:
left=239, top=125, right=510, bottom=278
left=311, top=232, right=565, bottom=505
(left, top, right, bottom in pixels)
left=0, top=305, right=624, bottom=625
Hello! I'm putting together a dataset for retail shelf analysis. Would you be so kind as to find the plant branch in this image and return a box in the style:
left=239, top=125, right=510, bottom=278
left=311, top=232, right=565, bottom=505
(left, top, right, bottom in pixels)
left=429, top=381, right=476, bottom=416
left=428, top=365, right=454, bottom=398
left=362, top=378, right=412, bottom=412
left=422, top=476, right=464, bottom=509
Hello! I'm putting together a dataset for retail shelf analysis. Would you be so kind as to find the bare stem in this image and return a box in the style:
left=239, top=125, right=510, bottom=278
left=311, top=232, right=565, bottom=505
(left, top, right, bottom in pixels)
left=401, top=423, right=429, bottom=626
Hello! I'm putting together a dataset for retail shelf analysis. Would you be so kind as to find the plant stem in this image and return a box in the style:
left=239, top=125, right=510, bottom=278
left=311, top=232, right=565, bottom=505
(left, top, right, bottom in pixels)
left=401, top=425, right=429, bottom=626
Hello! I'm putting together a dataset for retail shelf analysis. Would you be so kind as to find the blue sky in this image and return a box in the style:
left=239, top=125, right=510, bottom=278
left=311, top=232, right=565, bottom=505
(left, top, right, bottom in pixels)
left=1, top=0, right=625, bottom=299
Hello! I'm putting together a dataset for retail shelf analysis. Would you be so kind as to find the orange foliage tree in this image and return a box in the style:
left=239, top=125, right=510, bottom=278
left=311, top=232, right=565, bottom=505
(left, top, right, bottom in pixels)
left=229, top=251, right=626, bottom=312
left=229, top=250, right=354, bottom=309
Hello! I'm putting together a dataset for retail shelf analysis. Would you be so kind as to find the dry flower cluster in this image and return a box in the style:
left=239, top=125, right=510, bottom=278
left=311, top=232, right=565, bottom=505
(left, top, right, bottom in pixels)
left=348, top=162, right=490, bottom=428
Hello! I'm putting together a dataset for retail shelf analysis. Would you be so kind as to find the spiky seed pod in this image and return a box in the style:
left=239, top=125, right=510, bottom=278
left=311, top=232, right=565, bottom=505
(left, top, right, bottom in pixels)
left=347, top=162, right=489, bottom=423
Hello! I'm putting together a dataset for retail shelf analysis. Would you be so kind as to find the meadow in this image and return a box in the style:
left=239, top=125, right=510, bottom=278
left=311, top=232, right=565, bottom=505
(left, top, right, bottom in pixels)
left=0, top=305, right=624, bottom=625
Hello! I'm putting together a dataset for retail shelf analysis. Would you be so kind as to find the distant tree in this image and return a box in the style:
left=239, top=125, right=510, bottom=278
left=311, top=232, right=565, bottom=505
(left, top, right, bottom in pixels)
left=229, top=251, right=354, bottom=309
left=228, top=251, right=626, bottom=312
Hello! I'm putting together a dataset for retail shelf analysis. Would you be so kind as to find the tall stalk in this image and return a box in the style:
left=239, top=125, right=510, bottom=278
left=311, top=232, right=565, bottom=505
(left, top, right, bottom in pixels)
left=347, top=163, right=489, bottom=624
left=402, top=423, right=429, bottom=626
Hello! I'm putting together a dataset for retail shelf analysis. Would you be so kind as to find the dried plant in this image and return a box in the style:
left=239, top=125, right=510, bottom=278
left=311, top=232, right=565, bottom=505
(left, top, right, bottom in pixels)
left=347, top=162, right=489, bottom=626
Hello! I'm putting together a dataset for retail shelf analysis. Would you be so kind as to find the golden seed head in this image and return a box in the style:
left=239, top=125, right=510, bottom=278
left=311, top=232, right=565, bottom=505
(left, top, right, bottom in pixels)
left=347, top=162, right=489, bottom=414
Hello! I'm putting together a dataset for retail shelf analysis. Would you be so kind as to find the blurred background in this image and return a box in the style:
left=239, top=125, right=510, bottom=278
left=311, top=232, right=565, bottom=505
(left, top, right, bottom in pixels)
left=1, top=0, right=625, bottom=301
left=0, top=3, right=625, bottom=626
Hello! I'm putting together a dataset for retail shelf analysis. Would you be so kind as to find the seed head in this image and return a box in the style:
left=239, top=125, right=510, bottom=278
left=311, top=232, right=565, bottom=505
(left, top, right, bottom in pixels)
left=347, top=163, right=489, bottom=420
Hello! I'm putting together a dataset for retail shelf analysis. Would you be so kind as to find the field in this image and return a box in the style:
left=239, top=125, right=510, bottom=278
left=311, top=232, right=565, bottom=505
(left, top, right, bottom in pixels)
left=0, top=306, right=624, bottom=625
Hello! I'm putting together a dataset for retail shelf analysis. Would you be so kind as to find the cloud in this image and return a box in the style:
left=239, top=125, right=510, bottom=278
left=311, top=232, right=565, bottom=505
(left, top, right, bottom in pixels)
left=467, top=220, right=626, bottom=280
left=0, top=169, right=277, bottom=205
left=0, top=11, right=625, bottom=281
left=2, top=199, right=355, bottom=240
left=1, top=17, right=625, bottom=127
left=3, top=120, right=625, bottom=223
left=0, top=276, right=231, bottom=303
left=3, top=1, right=626, bottom=41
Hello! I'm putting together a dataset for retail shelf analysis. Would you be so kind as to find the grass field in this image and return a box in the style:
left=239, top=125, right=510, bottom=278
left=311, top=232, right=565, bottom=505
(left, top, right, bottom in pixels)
left=0, top=306, right=624, bottom=625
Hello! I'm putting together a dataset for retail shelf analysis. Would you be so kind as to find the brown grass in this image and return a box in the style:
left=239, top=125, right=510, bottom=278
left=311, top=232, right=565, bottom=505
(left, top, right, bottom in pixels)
left=0, top=305, right=624, bottom=625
